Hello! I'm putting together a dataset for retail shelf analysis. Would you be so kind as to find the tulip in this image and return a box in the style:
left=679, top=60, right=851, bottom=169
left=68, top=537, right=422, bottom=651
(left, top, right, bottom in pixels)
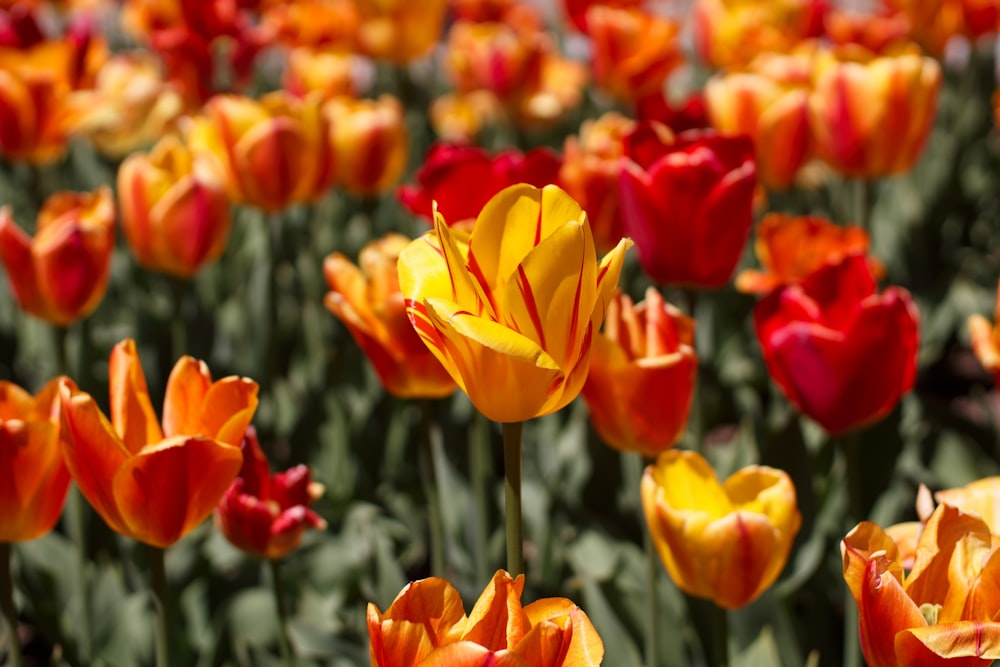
left=187, top=91, right=336, bottom=212
left=753, top=254, right=919, bottom=436
left=262, top=0, right=361, bottom=52
left=693, top=0, right=826, bottom=69
left=842, top=503, right=1000, bottom=666
left=445, top=20, right=541, bottom=101
left=705, top=49, right=813, bottom=190
left=823, top=9, right=912, bottom=55
left=934, top=477, right=1000, bottom=534
left=428, top=90, right=503, bottom=144
left=641, top=449, right=801, bottom=609
left=368, top=569, right=604, bottom=666
left=582, top=288, right=696, bottom=457
left=809, top=47, right=941, bottom=179
left=58, top=339, right=258, bottom=547
left=968, top=281, right=1000, bottom=386
left=398, top=142, right=562, bottom=226
left=0, top=377, right=71, bottom=542
left=117, top=134, right=232, bottom=278
left=355, top=0, right=448, bottom=63
left=585, top=6, right=683, bottom=104
left=283, top=47, right=358, bottom=101
left=397, top=184, right=631, bottom=423
left=215, top=427, right=326, bottom=560
left=324, top=234, right=457, bottom=399
left=636, top=91, right=710, bottom=134
left=618, top=126, right=756, bottom=288
left=735, top=213, right=881, bottom=295
left=326, top=94, right=408, bottom=197
left=0, top=187, right=115, bottom=326
left=558, top=111, right=633, bottom=254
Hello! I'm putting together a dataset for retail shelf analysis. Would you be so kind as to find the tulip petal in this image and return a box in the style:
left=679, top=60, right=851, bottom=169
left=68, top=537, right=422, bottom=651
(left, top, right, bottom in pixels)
left=419, top=643, right=531, bottom=667
left=524, top=598, right=604, bottom=665
left=462, top=571, right=529, bottom=652
left=109, top=339, right=164, bottom=454
left=162, top=356, right=213, bottom=438
left=509, top=620, right=571, bottom=667
left=895, top=622, right=1000, bottom=664
left=0, top=419, right=69, bottom=542
left=380, top=576, right=468, bottom=644
left=841, top=521, right=901, bottom=605
left=368, top=613, right=438, bottom=667
left=858, top=554, right=928, bottom=667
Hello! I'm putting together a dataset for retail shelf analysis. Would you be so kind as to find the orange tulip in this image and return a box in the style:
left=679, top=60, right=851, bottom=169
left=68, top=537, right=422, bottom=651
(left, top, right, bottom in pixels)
left=355, top=0, right=449, bottom=63
left=705, top=49, right=814, bottom=190
left=187, top=91, right=336, bottom=212
left=809, top=47, right=941, bottom=179
left=582, top=288, right=696, bottom=457
left=0, top=377, right=72, bottom=542
left=58, top=339, right=258, bottom=547
left=735, top=213, right=882, bottom=294
left=118, top=134, right=232, bottom=278
left=641, top=449, right=801, bottom=609
left=324, top=234, right=456, bottom=399
left=283, top=47, right=358, bottom=101
left=368, top=569, right=604, bottom=666
left=693, top=0, right=826, bottom=69
left=935, top=477, right=1000, bottom=534
left=969, top=280, right=1000, bottom=386
left=0, top=187, right=115, bottom=326
left=327, top=94, right=408, bottom=198
left=842, top=503, right=1000, bottom=666
left=445, top=20, right=543, bottom=101
left=585, top=6, right=683, bottom=104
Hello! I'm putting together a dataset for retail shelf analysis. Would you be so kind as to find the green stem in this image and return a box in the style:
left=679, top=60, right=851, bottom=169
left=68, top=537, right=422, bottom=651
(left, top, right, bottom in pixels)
left=269, top=558, right=294, bottom=667
left=170, top=277, right=189, bottom=360
left=418, top=400, right=446, bottom=577
left=53, top=325, right=69, bottom=378
left=148, top=546, right=170, bottom=667
left=853, top=179, right=872, bottom=233
left=714, top=603, right=729, bottom=667
left=623, top=452, right=658, bottom=667
left=0, top=543, right=23, bottom=667
left=843, top=589, right=861, bottom=667
left=470, top=412, right=492, bottom=583
left=502, top=421, right=524, bottom=577
left=841, top=433, right=864, bottom=667
left=66, top=488, right=91, bottom=662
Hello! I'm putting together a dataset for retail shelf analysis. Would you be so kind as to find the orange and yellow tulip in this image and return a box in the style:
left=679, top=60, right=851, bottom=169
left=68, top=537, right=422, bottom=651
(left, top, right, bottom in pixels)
left=0, top=377, right=72, bottom=542
left=355, top=0, right=449, bottom=63
left=693, top=0, right=826, bottom=69
left=118, top=134, right=232, bottom=278
left=969, top=280, right=1000, bottom=386
left=324, top=234, right=456, bottom=399
left=326, top=94, right=408, bottom=197
left=445, top=20, right=541, bottom=101
left=187, top=91, right=336, bottom=212
left=809, top=47, right=941, bottom=179
left=397, top=184, right=631, bottom=423
left=368, top=569, right=604, bottom=666
left=935, top=477, right=1000, bottom=534
left=641, top=449, right=801, bottom=609
left=58, top=339, right=258, bottom=548
left=0, top=187, right=115, bottom=326
left=283, top=47, right=358, bottom=101
left=582, top=288, right=696, bottom=457
left=842, top=503, right=1000, bottom=666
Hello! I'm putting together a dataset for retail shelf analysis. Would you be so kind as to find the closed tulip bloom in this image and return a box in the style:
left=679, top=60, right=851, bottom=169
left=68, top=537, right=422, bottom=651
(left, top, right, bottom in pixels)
left=0, top=377, right=72, bottom=542
left=446, top=20, right=541, bottom=100
left=355, top=0, right=448, bottom=63
left=582, top=288, right=696, bottom=457
left=641, top=449, right=801, bottom=609
left=735, top=213, right=881, bottom=295
left=968, top=280, right=1000, bottom=385
left=324, top=234, right=457, bottom=399
left=562, top=0, right=643, bottom=32
left=753, top=254, right=919, bottom=435
left=368, top=569, right=604, bottom=666
left=809, top=48, right=941, bottom=179
left=59, top=339, right=258, bottom=548
left=694, top=0, right=826, bottom=69
left=842, top=503, right=1000, bottom=666
left=559, top=111, right=634, bottom=254
left=283, top=47, right=358, bottom=101
left=585, top=6, right=683, bottom=104
left=326, top=94, right=408, bottom=197
left=0, top=187, right=115, bottom=326
left=187, top=91, right=336, bottom=212
left=705, top=50, right=813, bottom=190
left=619, top=126, right=756, bottom=288
left=215, top=428, right=326, bottom=560
left=118, top=134, right=232, bottom=278
left=398, top=184, right=631, bottom=423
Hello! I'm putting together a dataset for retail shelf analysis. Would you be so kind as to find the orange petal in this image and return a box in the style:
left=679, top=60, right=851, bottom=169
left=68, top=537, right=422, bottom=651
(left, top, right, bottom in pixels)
left=461, top=571, right=529, bottom=652
left=108, top=339, right=163, bottom=454
left=895, top=622, right=1000, bottom=665
left=197, top=377, right=259, bottom=446
left=0, top=419, right=69, bottom=542
left=161, top=355, right=213, bottom=438
left=858, top=554, right=927, bottom=667
left=419, top=643, right=531, bottom=667
left=524, top=598, right=604, bottom=666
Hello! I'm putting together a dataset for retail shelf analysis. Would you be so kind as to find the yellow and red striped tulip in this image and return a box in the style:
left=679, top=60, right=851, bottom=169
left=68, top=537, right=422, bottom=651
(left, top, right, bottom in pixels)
left=969, top=280, right=1000, bottom=386
left=642, top=449, right=801, bottom=609
left=324, top=234, right=456, bottom=399
left=582, top=288, right=696, bottom=457
left=398, top=184, right=631, bottom=423
left=809, top=47, right=941, bottom=179
left=327, top=94, right=408, bottom=197
left=187, top=91, right=336, bottom=212
left=58, top=339, right=258, bottom=548
left=0, top=377, right=72, bottom=542
left=842, top=503, right=1000, bottom=666
left=445, top=20, right=541, bottom=100
left=118, top=134, right=232, bottom=278
left=368, top=569, right=604, bottom=666
left=0, top=187, right=115, bottom=326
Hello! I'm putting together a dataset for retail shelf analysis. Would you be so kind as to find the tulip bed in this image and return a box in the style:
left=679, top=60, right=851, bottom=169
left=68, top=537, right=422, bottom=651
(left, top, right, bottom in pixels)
left=3, top=1, right=1000, bottom=667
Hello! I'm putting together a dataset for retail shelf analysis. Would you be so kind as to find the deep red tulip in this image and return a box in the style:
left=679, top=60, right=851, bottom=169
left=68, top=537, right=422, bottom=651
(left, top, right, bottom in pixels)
left=619, top=125, right=756, bottom=288
left=753, top=254, right=919, bottom=435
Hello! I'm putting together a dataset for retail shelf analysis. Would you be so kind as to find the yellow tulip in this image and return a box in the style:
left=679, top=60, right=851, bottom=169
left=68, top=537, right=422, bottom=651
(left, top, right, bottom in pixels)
left=641, top=449, right=801, bottom=609
left=397, top=184, right=631, bottom=423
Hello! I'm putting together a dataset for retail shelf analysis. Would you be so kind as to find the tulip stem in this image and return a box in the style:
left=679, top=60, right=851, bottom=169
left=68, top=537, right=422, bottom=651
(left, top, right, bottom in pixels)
left=269, top=558, right=294, bottom=667
left=503, top=421, right=525, bottom=577
left=148, top=545, right=170, bottom=667
left=853, top=179, right=872, bottom=232
left=54, top=325, right=70, bottom=377
left=714, top=603, right=729, bottom=667
left=418, top=400, right=446, bottom=577
left=170, top=277, right=188, bottom=359
left=470, top=411, right=492, bottom=583
left=0, top=543, right=23, bottom=667
left=624, top=453, right=660, bottom=667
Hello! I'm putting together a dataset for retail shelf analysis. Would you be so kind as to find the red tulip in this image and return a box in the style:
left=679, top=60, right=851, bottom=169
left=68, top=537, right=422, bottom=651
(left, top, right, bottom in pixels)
left=619, top=125, right=756, bottom=288
left=753, top=254, right=919, bottom=435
